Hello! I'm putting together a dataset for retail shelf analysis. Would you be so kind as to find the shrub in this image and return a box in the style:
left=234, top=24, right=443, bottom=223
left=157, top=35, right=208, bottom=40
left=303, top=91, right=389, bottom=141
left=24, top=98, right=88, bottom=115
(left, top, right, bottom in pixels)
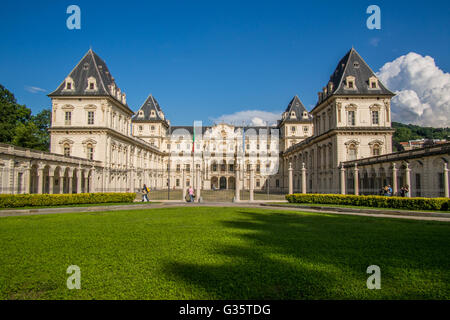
left=285, top=194, right=450, bottom=211
left=0, top=193, right=136, bottom=209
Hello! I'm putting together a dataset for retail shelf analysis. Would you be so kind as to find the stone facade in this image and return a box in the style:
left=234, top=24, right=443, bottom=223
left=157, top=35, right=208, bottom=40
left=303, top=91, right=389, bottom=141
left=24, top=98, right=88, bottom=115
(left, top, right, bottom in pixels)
left=0, top=48, right=448, bottom=198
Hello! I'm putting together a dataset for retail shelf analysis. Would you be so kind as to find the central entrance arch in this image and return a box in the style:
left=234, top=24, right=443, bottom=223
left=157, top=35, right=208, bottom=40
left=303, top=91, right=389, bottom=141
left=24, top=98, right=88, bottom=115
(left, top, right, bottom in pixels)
left=219, top=176, right=227, bottom=189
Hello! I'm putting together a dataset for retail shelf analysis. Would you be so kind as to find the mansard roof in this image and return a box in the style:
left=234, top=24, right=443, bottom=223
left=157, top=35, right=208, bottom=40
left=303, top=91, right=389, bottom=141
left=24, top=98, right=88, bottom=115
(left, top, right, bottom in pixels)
left=132, top=94, right=168, bottom=123
left=316, top=48, right=394, bottom=106
left=278, top=95, right=313, bottom=126
left=48, top=49, right=129, bottom=105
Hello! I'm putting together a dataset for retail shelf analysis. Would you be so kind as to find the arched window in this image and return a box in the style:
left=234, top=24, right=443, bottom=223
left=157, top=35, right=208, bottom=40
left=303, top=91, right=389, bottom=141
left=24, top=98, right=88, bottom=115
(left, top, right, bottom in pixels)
left=372, top=144, right=381, bottom=156
left=348, top=144, right=357, bottom=161
left=64, top=143, right=71, bottom=157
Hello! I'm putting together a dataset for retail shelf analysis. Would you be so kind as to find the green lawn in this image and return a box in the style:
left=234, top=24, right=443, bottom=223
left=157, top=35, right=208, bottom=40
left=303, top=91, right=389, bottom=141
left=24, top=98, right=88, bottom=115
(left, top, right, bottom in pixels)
left=0, top=202, right=160, bottom=211
left=269, top=202, right=450, bottom=214
left=0, top=207, right=449, bottom=300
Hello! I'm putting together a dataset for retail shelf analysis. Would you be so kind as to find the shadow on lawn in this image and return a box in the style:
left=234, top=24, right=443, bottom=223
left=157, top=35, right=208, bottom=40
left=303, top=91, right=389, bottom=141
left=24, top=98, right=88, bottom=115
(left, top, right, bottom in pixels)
left=162, top=209, right=450, bottom=299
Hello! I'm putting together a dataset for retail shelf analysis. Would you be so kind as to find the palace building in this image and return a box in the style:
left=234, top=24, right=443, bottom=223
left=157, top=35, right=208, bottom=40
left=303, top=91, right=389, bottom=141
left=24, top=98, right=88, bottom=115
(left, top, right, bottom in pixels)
left=0, top=48, right=448, bottom=198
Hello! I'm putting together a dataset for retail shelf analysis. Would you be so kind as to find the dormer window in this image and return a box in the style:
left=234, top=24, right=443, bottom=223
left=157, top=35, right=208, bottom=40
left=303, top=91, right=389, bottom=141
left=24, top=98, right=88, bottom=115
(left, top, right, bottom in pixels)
left=303, top=111, right=308, bottom=119
left=86, top=77, right=97, bottom=91
left=138, top=110, right=144, bottom=117
left=346, top=76, right=356, bottom=89
left=369, top=76, right=379, bottom=89
left=290, top=111, right=296, bottom=118
left=150, top=110, right=156, bottom=117
left=353, top=62, right=360, bottom=68
left=64, top=77, right=74, bottom=91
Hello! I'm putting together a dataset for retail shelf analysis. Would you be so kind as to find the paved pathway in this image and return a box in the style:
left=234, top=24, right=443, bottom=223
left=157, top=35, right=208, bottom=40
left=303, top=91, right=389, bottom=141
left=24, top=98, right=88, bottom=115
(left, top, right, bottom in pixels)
left=1, top=202, right=449, bottom=222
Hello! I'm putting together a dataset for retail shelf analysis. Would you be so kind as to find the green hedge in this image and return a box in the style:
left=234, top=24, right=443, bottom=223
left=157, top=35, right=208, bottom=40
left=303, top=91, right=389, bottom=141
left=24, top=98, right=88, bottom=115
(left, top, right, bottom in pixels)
left=285, top=194, right=450, bottom=211
left=0, top=193, right=136, bottom=209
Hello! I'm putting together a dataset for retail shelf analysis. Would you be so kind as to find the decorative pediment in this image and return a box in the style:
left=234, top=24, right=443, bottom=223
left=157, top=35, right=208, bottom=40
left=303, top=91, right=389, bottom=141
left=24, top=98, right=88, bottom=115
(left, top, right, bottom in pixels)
left=59, top=138, right=74, bottom=145
left=369, top=139, right=384, bottom=146
left=82, top=139, right=97, bottom=145
left=344, top=139, right=360, bottom=146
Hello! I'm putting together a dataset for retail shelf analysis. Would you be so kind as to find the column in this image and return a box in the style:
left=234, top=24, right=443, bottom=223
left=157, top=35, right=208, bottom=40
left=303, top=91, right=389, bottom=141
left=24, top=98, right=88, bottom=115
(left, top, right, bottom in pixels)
left=24, top=168, right=31, bottom=194
left=405, top=163, right=412, bottom=198
left=235, top=165, right=240, bottom=202
left=392, top=163, right=398, bottom=196
left=68, top=177, right=73, bottom=194
left=182, top=169, right=186, bottom=201
left=301, top=163, right=307, bottom=194
left=196, top=169, right=201, bottom=202
left=444, top=162, right=449, bottom=198
left=249, top=164, right=254, bottom=202
left=288, top=162, right=293, bottom=194
left=48, top=175, right=54, bottom=194
left=353, top=164, right=359, bottom=196
left=37, top=168, right=44, bottom=194
left=340, top=164, right=346, bottom=195
left=76, top=171, right=82, bottom=194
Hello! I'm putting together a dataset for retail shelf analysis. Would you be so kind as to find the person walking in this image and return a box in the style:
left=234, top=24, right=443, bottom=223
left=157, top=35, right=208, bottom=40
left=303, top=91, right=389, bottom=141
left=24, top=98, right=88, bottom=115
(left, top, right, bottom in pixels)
left=404, top=184, right=409, bottom=197
left=188, top=186, right=195, bottom=203
left=142, top=184, right=150, bottom=202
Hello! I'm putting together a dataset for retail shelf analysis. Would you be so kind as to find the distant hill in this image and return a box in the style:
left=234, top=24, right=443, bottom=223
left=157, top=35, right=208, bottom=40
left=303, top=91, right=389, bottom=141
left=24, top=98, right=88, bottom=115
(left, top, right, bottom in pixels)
left=392, top=122, right=450, bottom=151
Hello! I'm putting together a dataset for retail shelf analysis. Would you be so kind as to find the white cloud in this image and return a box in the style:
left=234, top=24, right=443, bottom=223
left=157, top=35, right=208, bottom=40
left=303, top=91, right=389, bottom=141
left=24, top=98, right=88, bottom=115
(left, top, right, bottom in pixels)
left=211, top=109, right=282, bottom=126
left=377, top=52, right=450, bottom=127
left=25, top=86, right=46, bottom=94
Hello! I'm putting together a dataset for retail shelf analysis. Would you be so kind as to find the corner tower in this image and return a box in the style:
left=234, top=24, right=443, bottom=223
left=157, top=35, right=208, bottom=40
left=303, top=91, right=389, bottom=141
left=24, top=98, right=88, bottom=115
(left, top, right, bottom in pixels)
left=278, top=95, right=313, bottom=152
left=131, top=94, right=170, bottom=150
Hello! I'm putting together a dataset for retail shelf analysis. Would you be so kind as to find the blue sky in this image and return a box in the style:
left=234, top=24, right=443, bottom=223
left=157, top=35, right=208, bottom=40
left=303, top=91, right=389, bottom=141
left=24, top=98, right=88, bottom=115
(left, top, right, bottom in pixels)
left=1, top=0, right=449, bottom=126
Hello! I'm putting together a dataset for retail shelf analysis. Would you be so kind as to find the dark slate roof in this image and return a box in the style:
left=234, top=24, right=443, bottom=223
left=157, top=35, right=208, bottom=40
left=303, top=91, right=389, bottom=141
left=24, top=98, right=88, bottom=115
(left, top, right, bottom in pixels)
left=49, top=49, right=128, bottom=104
left=316, top=48, right=394, bottom=106
left=132, top=94, right=167, bottom=122
left=283, top=96, right=312, bottom=121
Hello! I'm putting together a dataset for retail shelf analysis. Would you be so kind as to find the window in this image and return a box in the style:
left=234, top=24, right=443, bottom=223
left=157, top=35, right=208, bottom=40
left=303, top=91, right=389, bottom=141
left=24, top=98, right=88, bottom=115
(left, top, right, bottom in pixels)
left=89, top=83, right=94, bottom=90
left=212, top=163, right=217, bottom=171
left=87, top=144, right=94, bottom=160
left=139, top=125, right=143, bottom=132
left=348, top=111, right=355, bottom=126
left=67, top=82, right=72, bottom=90
left=186, top=164, right=190, bottom=171
left=291, top=126, right=296, bottom=133
left=276, top=179, right=280, bottom=188
left=64, top=144, right=71, bottom=157
left=372, top=110, right=379, bottom=125
left=229, top=164, right=234, bottom=172
left=65, top=111, right=72, bottom=125
left=88, top=111, right=95, bottom=125
left=348, top=144, right=357, bottom=160
left=256, top=179, right=260, bottom=187
left=176, top=164, right=180, bottom=172
left=346, top=76, right=355, bottom=89
left=303, top=126, right=308, bottom=132
left=176, top=179, right=180, bottom=187
left=372, top=144, right=380, bottom=156
left=256, top=164, right=260, bottom=173
left=151, top=126, right=155, bottom=131
left=167, top=144, right=171, bottom=150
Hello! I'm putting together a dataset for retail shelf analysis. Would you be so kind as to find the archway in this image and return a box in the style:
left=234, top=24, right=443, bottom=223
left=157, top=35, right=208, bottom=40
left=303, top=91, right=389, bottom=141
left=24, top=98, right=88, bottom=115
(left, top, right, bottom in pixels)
left=219, top=176, right=227, bottom=190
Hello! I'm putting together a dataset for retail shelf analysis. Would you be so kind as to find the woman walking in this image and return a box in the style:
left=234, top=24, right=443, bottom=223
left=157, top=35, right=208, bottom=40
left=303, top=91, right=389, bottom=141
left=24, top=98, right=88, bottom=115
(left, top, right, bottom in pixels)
left=142, top=184, right=150, bottom=202
left=188, top=186, right=195, bottom=203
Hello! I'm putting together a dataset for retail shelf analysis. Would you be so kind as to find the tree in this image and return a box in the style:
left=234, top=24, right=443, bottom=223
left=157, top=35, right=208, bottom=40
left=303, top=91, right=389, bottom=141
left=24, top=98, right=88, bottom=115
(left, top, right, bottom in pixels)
left=30, top=109, right=51, bottom=151
left=12, top=122, right=43, bottom=150
left=0, top=84, right=31, bottom=144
